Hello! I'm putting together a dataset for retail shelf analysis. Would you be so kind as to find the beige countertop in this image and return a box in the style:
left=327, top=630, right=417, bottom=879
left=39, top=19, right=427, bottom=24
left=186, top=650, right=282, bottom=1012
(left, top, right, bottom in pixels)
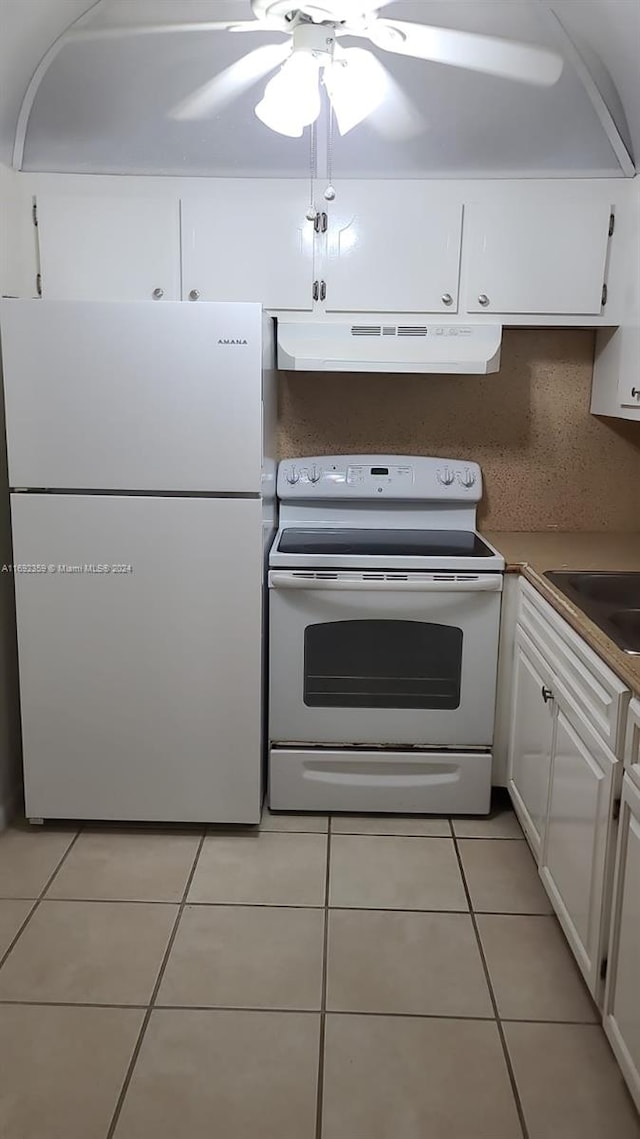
left=483, top=532, right=640, bottom=697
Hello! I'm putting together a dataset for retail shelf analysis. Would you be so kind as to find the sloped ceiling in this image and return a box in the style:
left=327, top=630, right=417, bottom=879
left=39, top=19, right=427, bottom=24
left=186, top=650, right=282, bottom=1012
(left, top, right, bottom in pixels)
left=0, top=0, right=637, bottom=176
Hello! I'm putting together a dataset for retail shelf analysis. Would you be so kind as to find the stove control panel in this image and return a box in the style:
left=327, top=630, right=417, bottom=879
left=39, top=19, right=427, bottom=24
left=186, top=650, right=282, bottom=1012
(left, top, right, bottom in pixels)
left=277, top=456, right=482, bottom=502
left=346, top=463, right=413, bottom=488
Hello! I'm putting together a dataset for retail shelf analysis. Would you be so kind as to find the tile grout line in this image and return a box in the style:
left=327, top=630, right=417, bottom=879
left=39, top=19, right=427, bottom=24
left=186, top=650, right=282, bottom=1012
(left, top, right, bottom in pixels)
left=265, top=821, right=523, bottom=841
left=3, top=896, right=199, bottom=906
left=0, top=996, right=600, bottom=1026
left=0, top=897, right=553, bottom=916
left=105, top=830, right=207, bottom=1139
left=314, top=818, right=332, bottom=1139
left=0, top=827, right=84, bottom=973
left=451, top=829, right=531, bottom=1139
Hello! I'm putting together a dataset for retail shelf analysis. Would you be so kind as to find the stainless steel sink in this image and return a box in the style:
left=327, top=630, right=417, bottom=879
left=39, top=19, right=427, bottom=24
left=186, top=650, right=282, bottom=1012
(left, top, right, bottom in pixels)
left=544, top=572, right=640, bottom=655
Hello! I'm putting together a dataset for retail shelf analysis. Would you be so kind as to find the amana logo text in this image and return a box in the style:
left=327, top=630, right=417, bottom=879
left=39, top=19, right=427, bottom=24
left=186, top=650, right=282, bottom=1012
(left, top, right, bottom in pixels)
left=218, top=338, right=248, bottom=345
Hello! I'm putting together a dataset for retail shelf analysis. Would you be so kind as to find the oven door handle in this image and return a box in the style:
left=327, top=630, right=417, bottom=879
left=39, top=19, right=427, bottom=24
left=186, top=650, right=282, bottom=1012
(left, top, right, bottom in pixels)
left=269, top=572, right=503, bottom=593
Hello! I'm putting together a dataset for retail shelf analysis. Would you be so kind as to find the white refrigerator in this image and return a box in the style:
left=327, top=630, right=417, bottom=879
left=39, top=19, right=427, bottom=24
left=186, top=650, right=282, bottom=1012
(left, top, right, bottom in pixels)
left=0, top=299, right=276, bottom=824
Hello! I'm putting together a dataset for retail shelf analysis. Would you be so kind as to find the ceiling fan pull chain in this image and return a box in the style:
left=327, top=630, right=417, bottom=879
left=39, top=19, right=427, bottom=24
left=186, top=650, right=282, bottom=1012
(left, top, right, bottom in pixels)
left=306, top=119, right=318, bottom=222
left=324, top=102, right=336, bottom=202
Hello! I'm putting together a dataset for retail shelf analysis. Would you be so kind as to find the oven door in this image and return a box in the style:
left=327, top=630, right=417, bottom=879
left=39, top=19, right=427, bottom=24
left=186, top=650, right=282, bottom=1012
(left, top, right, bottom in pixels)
left=269, top=571, right=503, bottom=749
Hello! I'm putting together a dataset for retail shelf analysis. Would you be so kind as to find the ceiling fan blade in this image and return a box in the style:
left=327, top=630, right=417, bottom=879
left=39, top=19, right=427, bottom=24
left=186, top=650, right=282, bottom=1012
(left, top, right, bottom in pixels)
left=367, top=19, right=564, bottom=86
left=68, top=20, right=287, bottom=44
left=170, top=42, right=290, bottom=121
left=367, top=77, right=426, bottom=141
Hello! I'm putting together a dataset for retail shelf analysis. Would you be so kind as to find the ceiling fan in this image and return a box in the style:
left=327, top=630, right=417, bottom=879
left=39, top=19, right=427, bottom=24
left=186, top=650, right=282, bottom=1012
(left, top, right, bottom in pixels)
left=170, top=1, right=564, bottom=138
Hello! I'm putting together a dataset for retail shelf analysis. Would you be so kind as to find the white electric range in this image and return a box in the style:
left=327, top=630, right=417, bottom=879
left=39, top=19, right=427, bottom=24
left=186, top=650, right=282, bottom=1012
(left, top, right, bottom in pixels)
left=268, top=455, right=505, bottom=815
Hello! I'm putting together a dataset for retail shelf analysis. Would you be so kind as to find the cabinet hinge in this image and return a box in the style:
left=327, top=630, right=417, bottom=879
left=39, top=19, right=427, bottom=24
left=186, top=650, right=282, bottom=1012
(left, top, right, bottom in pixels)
left=312, top=280, right=319, bottom=302
left=36, top=273, right=42, bottom=297
left=31, top=201, right=38, bottom=227
left=608, top=212, right=615, bottom=237
left=601, top=283, right=608, bottom=307
left=612, top=796, right=622, bottom=822
left=599, top=957, right=608, bottom=981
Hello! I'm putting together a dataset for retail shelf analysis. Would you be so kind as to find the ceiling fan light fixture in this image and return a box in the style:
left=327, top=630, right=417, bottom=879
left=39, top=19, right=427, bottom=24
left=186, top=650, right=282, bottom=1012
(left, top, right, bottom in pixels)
left=255, top=94, right=305, bottom=136
left=325, top=47, right=389, bottom=134
left=254, top=51, right=322, bottom=136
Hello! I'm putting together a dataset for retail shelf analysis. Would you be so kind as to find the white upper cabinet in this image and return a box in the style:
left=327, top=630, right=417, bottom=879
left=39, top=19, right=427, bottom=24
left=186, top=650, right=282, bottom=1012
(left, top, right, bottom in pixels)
left=508, top=630, right=555, bottom=859
left=323, top=184, right=462, bottom=314
left=464, top=198, right=612, bottom=315
left=29, top=178, right=627, bottom=323
left=590, top=181, right=640, bottom=420
left=540, top=693, right=617, bottom=998
left=36, top=195, right=180, bottom=301
left=181, top=182, right=315, bottom=311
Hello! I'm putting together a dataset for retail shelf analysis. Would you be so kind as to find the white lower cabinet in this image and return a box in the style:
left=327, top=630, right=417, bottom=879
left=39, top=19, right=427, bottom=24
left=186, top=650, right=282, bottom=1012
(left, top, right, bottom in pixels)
left=604, top=769, right=640, bottom=1113
left=508, top=630, right=555, bottom=858
left=539, top=693, right=618, bottom=997
left=507, top=581, right=629, bottom=1010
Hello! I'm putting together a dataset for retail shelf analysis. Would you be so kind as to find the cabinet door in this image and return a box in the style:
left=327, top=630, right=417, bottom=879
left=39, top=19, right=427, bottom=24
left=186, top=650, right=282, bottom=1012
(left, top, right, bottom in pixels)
left=181, top=182, right=315, bottom=311
left=507, top=631, right=555, bottom=859
left=464, top=199, right=611, bottom=314
left=625, top=698, right=640, bottom=765
left=614, top=328, right=640, bottom=410
left=619, top=376, right=640, bottom=410
left=604, top=771, right=640, bottom=1113
left=540, top=696, right=618, bottom=998
left=36, top=195, right=180, bottom=301
left=324, top=184, right=462, bottom=313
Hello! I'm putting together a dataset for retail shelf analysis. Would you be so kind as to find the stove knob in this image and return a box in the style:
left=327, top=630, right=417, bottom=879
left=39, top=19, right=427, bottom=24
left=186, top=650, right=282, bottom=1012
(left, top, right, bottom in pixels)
left=438, top=467, right=455, bottom=486
left=308, top=465, right=321, bottom=484
left=458, top=467, right=476, bottom=489
left=285, top=466, right=300, bottom=486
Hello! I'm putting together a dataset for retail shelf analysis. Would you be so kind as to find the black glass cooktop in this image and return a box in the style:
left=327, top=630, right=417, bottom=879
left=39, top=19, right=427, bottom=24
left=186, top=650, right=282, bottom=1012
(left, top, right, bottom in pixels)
left=277, top=528, right=495, bottom=558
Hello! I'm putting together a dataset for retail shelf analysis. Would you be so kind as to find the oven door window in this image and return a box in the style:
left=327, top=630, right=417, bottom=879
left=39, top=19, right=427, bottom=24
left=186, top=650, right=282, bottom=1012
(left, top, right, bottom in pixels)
left=304, top=620, right=462, bottom=709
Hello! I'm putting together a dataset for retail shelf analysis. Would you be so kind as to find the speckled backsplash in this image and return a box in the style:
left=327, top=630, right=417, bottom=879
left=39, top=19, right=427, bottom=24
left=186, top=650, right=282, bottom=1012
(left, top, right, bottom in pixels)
left=278, top=328, right=640, bottom=531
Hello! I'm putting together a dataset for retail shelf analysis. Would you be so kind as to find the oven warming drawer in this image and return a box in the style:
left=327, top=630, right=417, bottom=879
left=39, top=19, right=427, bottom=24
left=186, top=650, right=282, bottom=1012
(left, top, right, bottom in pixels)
left=269, top=748, right=492, bottom=815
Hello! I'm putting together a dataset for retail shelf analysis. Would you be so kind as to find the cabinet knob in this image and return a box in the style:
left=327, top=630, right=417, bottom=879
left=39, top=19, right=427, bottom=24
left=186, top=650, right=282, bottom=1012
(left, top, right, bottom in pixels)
left=189, top=289, right=200, bottom=301
left=152, top=287, right=164, bottom=299
left=541, top=686, right=554, bottom=704
left=632, top=387, right=640, bottom=399
left=441, top=293, right=453, bottom=306
left=478, top=294, right=490, bottom=307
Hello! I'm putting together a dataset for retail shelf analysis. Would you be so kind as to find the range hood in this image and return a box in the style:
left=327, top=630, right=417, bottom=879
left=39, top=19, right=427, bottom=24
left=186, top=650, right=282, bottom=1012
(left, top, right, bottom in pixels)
left=277, top=321, right=502, bottom=374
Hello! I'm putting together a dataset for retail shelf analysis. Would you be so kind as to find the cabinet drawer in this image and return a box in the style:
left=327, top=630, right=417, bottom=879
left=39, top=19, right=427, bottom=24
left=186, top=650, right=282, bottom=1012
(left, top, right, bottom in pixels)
left=519, top=580, right=628, bottom=755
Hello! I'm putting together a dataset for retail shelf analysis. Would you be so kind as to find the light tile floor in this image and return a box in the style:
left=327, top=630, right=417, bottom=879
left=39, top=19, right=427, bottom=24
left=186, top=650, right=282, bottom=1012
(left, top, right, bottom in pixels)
left=0, top=799, right=638, bottom=1139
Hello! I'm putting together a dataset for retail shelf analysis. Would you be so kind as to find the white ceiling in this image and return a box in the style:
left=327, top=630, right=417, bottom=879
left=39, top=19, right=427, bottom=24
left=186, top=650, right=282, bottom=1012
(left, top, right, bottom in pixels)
left=0, top=0, right=638, bottom=177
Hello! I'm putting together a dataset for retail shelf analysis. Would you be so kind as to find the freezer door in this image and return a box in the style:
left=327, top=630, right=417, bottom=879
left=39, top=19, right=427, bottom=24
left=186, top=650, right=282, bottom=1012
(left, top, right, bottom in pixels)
left=1, top=300, right=263, bottom=492
left=11, top=494, right=263, bottom=823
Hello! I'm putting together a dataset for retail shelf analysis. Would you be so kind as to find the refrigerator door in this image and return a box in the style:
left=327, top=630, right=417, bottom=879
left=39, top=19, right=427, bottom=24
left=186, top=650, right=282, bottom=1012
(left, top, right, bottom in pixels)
left=1, top=300, right=263, bottom=493
left=12, top=493, right=263, bottom=823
